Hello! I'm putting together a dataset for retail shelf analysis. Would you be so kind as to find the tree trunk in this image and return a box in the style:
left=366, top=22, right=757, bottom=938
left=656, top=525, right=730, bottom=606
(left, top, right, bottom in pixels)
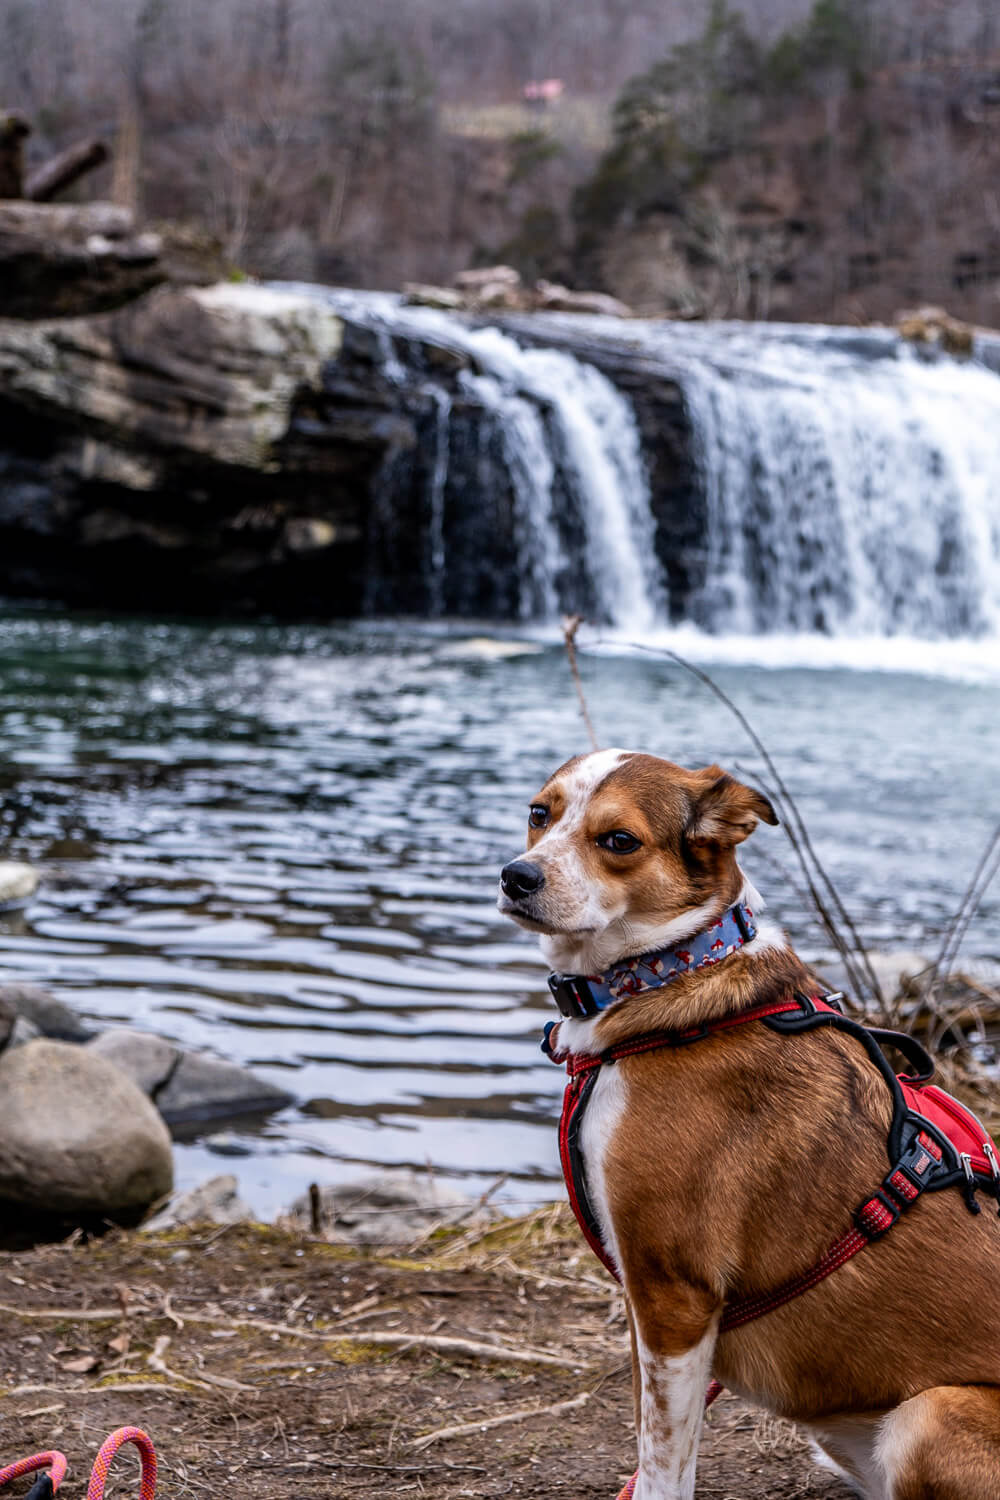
left=25, top=140, right=108, bottom=202
left=0, top=112, right=31, bottom=199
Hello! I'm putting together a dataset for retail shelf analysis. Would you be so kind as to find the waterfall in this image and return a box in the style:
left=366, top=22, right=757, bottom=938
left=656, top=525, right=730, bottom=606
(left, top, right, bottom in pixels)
left=285, top=286, right=1000, bottom=640
left=635, top=322, right=1000, bottom=638
left=309, top=289, right=664, bottom=630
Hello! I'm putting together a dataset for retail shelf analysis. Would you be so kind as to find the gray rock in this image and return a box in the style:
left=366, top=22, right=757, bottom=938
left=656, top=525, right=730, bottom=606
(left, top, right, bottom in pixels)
left=0, top=200, right=165, bottom=319
left=140, top=1173, right=253, bottom=1234
left=0, top=995, right=13, bottom=1050
left=86, top=1028, right=178, bottom=1095
left=5, top=1014, right=42, bottom=1050
left=286, top=1170, right=477, bottom=1246
left=0, top=861, right=40, bottom=909
left=401, top=282, right=465, bottom=310
left=0, top=984, right=94, bottom=1042
left=0, top=1038, right=173, bottom=1214
left=866, top=950, right=932, bottom=999
left=154, top=1049, right=293, bottom=1126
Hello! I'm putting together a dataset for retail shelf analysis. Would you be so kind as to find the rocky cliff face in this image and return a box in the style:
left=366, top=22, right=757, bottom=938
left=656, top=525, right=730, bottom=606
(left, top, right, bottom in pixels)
left=0, top=273, right=694, bottom=620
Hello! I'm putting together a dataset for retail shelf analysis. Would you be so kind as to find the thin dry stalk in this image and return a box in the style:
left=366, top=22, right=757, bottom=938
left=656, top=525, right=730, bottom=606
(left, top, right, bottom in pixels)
left=921, top=821, right=1000, bottom=1021
left=572, top=632, right=884, bottom=1011
left=562, top=615, right=600, bottom=751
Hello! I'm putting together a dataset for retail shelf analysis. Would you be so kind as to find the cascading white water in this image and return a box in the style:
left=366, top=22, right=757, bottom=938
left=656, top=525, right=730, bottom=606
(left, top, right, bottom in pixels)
left=460, top=370, right=562, bottom=621
left=303, top=288, right=664, bottom=630
left=280, top=285, right=1000, bottom=640
left=635, top=321, right=1000, bottom=638
left=425, top=388, right=451, bottom=617
left=460, top=329, right=663, bottom=632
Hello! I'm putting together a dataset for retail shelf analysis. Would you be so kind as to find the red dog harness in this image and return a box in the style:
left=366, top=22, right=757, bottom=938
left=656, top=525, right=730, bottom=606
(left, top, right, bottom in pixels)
left=548, top=993, right=1000, bottom=1334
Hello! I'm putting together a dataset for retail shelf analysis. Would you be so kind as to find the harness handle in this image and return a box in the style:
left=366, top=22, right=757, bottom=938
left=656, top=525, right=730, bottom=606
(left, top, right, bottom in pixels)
left=0, top=1452, right=68, bottom=1499
left=864, top=1025, right=935, bottom=1085
left=86, top=1429, right=157, bottom=1500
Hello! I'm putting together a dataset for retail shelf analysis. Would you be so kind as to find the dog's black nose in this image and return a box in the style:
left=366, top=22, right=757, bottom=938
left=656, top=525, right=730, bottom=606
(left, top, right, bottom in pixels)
left=500, top=860, right=545, bottom=900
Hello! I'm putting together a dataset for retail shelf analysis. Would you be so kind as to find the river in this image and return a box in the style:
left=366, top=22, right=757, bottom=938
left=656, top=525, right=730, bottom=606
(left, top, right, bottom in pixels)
left=0, top=611, right=997, bottom=1216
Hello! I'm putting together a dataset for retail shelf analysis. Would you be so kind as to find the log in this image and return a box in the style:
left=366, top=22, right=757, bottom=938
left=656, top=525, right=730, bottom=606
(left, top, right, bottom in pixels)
left=0, top=111, right=31, bottom=199
left=26, top=139, right=108, bottom=202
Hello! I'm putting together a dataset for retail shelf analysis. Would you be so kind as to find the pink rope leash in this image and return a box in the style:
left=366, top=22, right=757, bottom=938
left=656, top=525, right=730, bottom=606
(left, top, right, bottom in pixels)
left=86, top=1429, right=157, bottom=1500
left=0, top=1452, right=68, bottom=1494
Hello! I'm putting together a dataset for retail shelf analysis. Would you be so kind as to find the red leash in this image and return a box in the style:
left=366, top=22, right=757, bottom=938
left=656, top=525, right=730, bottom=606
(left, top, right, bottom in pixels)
left=0, top=1451, right=68, bottom=1498
left=87, top=1428, right=157, bottom=1500
left=1, top=1428, right=156, bottom=1500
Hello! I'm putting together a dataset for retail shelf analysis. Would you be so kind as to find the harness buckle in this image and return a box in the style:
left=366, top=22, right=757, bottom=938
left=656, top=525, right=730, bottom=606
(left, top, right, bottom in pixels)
left=548, top=972, right=600, bottom=1019
left=732, top=903, right=756, bottom=943
left=854, top=1191, right=900, bottom=1240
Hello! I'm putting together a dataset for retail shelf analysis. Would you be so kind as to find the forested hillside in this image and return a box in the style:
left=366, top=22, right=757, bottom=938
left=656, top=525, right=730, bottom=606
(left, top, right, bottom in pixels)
left=3, top=0, right=998, bottom=322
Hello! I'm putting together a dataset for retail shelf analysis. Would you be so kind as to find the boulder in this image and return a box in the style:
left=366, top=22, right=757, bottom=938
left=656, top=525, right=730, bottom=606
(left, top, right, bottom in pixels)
left=5, top=1014, right=41, bottom=1050
left=0, top=994, right=13, bottom=1050
left=895, top=305, right=974, bottom=358
left=0, top=983, right=94, bottom=1041
left=86, top=1028, right=177, bottom=1095
left=285, top=1170, right=477, bottom=1245
left=140, top=1173, right=253, bottom=1233
left=153, top=1049, right=293, bottom=1126
left=0, top=1038, right=173, bottom=1214
left=0, top=281, right=344, bottom=475
left=534, top=280, right=634, bottom=318
left=401, top=282, right=465, bottom=310
left=0, top=860, right=40, bottom=908
left=86, top=1026, right=292, bottom=1125
left=0, top=200, right=167, bottom=318
left=453, top=264, right=521, bottom=290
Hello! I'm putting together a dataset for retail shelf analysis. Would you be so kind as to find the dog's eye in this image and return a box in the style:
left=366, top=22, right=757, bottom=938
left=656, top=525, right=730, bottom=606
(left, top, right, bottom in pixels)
left=528, top=805, right=549, bottom=829
left=597, top=830, right=641, bottom=854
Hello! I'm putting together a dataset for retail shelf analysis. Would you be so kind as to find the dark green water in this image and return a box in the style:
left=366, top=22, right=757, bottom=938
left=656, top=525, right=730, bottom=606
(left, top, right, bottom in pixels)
left=1, top=610, right=997, bottom=1216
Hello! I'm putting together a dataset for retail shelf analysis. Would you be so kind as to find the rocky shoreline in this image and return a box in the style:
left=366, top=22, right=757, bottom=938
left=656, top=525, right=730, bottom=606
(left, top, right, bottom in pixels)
left=0, top=979, right=291, bottom=1230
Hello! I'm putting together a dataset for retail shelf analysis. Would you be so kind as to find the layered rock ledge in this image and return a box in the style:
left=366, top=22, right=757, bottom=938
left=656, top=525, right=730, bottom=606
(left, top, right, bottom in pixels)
left=0, top=238, right=695, bottom=618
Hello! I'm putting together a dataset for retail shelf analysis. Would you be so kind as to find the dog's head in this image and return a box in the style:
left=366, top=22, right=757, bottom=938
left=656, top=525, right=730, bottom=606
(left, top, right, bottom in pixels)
left=497, top=749, right=777, bottom=971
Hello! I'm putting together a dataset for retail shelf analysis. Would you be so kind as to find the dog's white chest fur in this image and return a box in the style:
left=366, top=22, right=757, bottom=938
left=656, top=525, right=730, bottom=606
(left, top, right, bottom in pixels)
left=577, top=1058, right=629, bottom=1275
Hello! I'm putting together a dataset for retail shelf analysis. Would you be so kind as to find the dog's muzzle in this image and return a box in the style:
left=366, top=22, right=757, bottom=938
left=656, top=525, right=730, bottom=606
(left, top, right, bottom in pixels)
left=499, top=860, right=545, bottom=902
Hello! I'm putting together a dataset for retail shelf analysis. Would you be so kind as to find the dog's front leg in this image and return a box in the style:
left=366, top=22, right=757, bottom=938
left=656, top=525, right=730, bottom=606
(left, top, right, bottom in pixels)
left=630, top=1300, right=718, bottom=1500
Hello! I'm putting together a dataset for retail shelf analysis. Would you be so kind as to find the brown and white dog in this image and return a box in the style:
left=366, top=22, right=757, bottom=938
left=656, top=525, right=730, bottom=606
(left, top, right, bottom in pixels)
left=497, top=749, right=1000, bottom=1500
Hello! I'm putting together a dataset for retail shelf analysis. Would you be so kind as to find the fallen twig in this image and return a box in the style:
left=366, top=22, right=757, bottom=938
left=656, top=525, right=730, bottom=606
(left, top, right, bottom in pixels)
left=410, top=1387, right=593, bottom=1449
left=146, top=1333, right=250, bottom=1393
left=0, top=1304, right=583, bottom=1369
left=6, top=1381, right=196, bottom=1397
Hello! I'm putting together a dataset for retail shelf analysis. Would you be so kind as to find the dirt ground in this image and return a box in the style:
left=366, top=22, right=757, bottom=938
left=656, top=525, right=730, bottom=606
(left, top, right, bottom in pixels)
left=0, top=1209, right=853, bottom=1500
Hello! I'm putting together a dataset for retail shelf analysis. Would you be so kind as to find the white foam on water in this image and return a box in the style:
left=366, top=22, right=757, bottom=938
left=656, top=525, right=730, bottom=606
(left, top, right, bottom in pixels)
left=585, top=624, right=1000, bottom=685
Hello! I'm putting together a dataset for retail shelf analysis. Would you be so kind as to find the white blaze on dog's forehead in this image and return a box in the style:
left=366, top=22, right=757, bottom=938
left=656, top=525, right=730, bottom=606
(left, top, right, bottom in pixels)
left=550, top=748, right=632, bottom=827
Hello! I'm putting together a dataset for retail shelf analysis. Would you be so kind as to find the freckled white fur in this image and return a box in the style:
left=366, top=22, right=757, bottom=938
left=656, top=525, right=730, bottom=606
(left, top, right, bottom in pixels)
left=634, top=1321, right=718, bottom=1500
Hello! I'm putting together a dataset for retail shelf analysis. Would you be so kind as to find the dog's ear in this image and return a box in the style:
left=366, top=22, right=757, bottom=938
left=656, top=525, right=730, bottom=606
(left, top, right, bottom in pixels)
left=686, top=770, right=778, bottom=850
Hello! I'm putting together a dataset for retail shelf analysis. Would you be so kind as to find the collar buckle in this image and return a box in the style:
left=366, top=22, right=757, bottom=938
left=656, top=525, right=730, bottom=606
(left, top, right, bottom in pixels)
left=548, top=972, right=600, bottom=1019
